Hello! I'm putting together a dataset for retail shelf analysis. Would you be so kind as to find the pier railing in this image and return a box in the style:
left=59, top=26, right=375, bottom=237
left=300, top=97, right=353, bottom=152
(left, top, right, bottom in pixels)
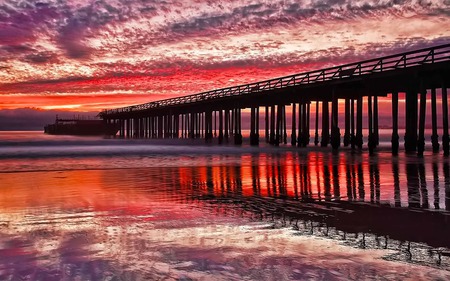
left=101, top=43, right=450, bottom=115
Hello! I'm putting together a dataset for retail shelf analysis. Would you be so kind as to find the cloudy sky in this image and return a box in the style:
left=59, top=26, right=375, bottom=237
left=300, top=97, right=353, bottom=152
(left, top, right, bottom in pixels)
left=0, top=0, right=449, bottom=113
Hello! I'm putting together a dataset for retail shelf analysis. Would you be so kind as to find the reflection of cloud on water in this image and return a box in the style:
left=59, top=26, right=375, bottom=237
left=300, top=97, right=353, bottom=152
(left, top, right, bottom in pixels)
left=0, top=151, right=450, bottom=279
left=1, top=211, right=450, bottom=280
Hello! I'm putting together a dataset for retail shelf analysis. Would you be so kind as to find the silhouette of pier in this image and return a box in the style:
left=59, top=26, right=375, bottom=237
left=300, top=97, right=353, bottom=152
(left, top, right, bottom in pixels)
left=100, top=44, right=450, bottom=155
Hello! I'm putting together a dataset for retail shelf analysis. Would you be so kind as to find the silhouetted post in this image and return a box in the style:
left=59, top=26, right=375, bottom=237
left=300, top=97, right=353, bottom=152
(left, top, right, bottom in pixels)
left=301, top=103, right=307, bottom=146
left=275, top=104, right=282, bottom=146
left=391, top=92, right=399, bottom=155
left=214, top=111, right=217, bottom=137
left=230, top=109, right=234, bottom=136
left=234, top=108, right=242, bottom=145
left=291, top=103, right=297, bottom=146
left=321, top=101, right=330, bottom=147
left=183, top=114, right=187, bottom=138
left=250, top=107, right=258, bottom=146
left=174, top=114, right=179, bottom=138
left=205, top=110, right=213, bottom=142
left=265, top=106, right=269, bottom=143
left=344, top=99, right=351, bottom=146
left=150, top=117, right=153, bottom=138
left=442, top=85, right=449, bottom=156
left=356, top=97, right=363, bottom=149
left=270, top=105, right=276, bottom=144
left=167, top=115, right=172, bottom=138
left=256, top=107, right=260, bottom=144
left=373, top=96, right=379, bottom=146
left=119, top=119, right=124, bottom=138
left=431, top=88, right=439, bottom=152
left=135, top=118, right=140, bottom=138
left=331, top=91, right=340, bottom=150
left=250, top=107, right=255, bottom=143
left=314, top=101, right=319, bottom=146
left=189, top=113, right=194, bottom=139
left=200, top=112, right=204, bottom=138
left=350, top=99, right=355, bottom=149
left=368, top=95, right=375, bottom=154
left=218, top=110, right=224, bottom=144
left=224, top=109, right=229, bottom=141
left=298, top=103, right=303, bottom=147
left=149, top=117, right=152, bottom=138
left=167, top=115, right=171, bottom=138
left=306, top=102, right=311, bottom=145
left=158, top=116, right=163, bottom=138
left=282, top=105, right=287, bottom=144
left=417, top=89, right=427, bottom=156
left=178, top=115, right=182, bottom=138
left=405, top=90, right=418, bottom=152
left=142, top=118, right=147, bottom=138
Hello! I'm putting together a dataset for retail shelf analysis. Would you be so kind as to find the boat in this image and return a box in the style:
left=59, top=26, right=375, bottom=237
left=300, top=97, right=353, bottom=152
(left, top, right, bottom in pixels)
left=44, top=116, right=119, bottom=136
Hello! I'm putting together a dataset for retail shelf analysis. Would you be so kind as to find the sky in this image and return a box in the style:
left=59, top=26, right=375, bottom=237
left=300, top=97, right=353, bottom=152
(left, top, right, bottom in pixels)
left=0, top=0, right=449, bottom=127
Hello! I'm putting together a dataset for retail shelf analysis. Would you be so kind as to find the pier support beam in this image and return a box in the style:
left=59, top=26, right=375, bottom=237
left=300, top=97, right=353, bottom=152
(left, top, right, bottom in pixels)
left=314, top=101, right=319, bottom=146
left=282, top=105, right=287, bottom=144
left=368, top=95, right=376, bottom=154
left=218, top=110, right=224, bottom=144
left=306, top=102, right=311, bottom=146
left=374, top=96, right=379, bottom=146
left=298, top=103, right=303, bottom=147
left=321, top=101, right=330, bottom=147
left=391, top=92, right=399, bottom=155
left=250, top=107, right=259, bottom=146
left=442, top=85, right=449, bottom=156
left=119, top=119, right=124, bottom=138
left=404, top=90, right=418, bottom=152
left=331, top=92, right=340, bottom=150
left=189, top=113, right=194, bottom=139
left=265, top=106, right=269, bottom=143
left=344, top=99, right=351, bottom=147
left=224, top=109, right=229, bottom=141
left=275, top=104, right=282, bottom=146
left=417, top=89, right=427, bottom=156
left=356, top=97, right=363, bottom=149
left=350, top=99, right=355, bottom=149
left=270, top=105, right=276, bottom=145
left=234, top=108, right=242, bottom=145
left=291, top=103, right=297, bottom=146
left=205, top=111, right=213, bottom=143
left=431, top=88, right=440, bottom=152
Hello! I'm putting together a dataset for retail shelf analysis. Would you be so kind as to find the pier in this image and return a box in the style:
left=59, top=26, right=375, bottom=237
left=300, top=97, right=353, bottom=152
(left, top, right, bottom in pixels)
left=100, top=44, right=450, bottom=155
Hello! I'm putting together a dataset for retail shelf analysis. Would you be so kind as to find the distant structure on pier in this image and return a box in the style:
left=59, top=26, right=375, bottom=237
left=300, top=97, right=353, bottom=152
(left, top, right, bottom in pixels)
left=100, top=44, right=450, bottom=156
left=45, top=116, right=119, bottom=136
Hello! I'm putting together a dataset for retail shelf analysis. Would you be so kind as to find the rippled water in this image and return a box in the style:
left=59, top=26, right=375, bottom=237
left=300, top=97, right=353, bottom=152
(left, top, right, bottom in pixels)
left=0, top=131, right=449, bottom=280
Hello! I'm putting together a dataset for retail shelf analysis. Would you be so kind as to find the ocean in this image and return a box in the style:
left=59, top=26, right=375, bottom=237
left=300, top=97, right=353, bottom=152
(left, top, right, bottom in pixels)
left=0, top=131, right=449, bottom=280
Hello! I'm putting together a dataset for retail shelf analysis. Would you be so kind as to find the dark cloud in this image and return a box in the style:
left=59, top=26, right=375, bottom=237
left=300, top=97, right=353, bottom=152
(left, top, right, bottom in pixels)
left=57, top=19, right=92, bottom=59
left=0, top=24, right=35, bottom=46
left=24, top=51, right=58, bottom=64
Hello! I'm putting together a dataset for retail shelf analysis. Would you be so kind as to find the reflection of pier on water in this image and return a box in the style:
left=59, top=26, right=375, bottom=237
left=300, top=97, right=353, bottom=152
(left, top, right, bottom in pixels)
left=178, top=152, right=450, bottom=268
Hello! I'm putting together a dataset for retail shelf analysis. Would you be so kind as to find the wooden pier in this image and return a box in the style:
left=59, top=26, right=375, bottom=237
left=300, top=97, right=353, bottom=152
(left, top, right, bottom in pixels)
left=100, top=44, right=450, bottom=156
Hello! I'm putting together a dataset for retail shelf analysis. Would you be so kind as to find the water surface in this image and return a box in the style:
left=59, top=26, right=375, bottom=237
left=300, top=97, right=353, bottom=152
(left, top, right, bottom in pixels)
left=0, top=131, right=449, bottom=280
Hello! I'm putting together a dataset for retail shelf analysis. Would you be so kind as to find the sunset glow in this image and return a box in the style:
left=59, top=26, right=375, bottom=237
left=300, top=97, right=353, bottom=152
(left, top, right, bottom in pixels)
left=0, top=0, right=449, bottom=112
